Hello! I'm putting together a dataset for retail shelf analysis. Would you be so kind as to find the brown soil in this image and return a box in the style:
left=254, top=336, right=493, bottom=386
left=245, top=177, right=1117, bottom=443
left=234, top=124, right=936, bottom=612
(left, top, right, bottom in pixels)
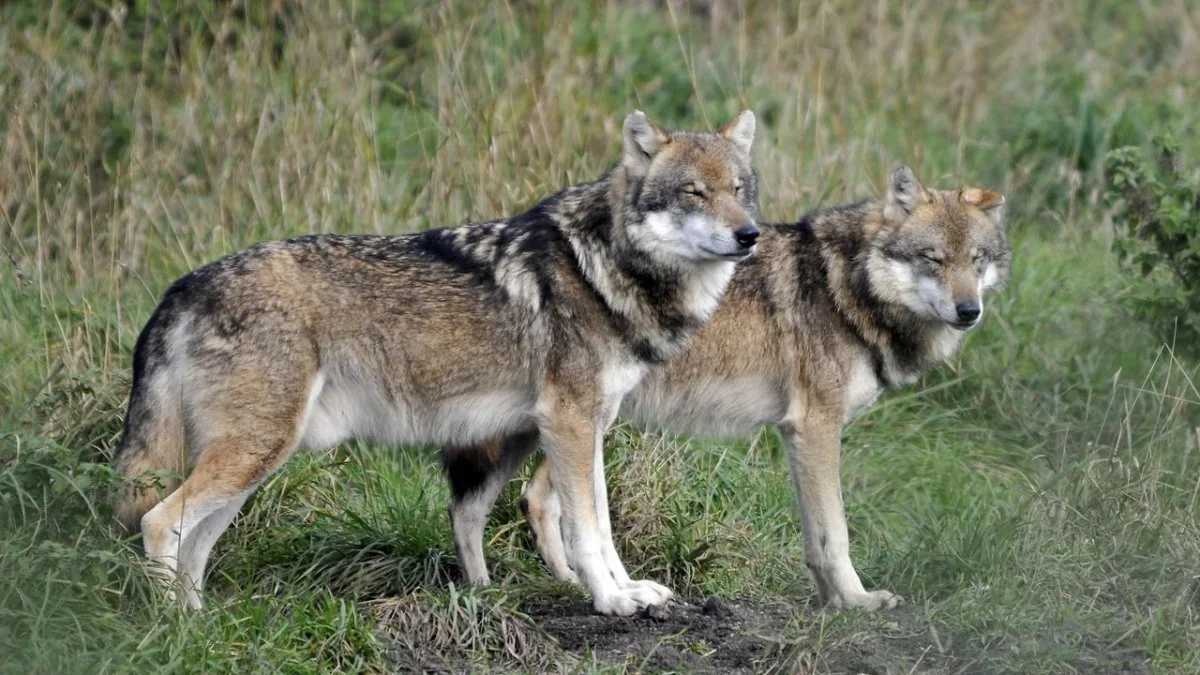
left=378, top=592, right=1153, bottom=674
left=525, top=595, right=1152, bottom=674
left=527, top=595, right=958, bottom=674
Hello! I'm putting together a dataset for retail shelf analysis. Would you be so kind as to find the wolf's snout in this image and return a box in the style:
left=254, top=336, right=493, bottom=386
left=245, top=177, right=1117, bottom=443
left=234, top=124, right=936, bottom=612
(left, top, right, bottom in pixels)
left=734, top=225, right=760, bottom=249
left=955, top=300, right=981, bottom=324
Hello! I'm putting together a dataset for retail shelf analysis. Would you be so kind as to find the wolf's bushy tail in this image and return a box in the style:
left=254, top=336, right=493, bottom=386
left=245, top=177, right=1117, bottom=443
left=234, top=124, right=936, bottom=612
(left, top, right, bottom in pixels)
left=112, top=309, right=188, bottom=533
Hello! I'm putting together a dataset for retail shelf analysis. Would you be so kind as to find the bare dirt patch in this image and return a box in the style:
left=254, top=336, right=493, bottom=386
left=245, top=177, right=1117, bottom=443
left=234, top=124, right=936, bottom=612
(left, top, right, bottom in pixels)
left=529, top=595, right=792, bottom=672
left=376, top=591, right=1153, bottom=673
left=525, top=595, right=976, bottom=673
left=526, top=596, right=1152, bottom=674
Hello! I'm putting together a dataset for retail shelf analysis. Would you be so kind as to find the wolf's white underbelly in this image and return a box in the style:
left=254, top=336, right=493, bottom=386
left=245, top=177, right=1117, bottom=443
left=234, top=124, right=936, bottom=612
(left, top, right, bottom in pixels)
left=621, top=376, right=789, bottom=438
left=298, top=370, right=536, bottom=450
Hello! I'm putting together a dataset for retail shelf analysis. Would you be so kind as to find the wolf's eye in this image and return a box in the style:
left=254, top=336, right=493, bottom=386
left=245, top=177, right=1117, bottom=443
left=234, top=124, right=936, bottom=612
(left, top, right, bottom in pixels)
left=681, top=184, right=706, bottom=198
left=920, top=251, right=944, bottom=265
left=734, top=182, right=744, bottom=195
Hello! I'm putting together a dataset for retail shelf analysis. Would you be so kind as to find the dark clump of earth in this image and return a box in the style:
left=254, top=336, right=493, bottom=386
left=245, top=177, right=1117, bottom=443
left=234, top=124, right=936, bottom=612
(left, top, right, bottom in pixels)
left=523, top=595, right=1153, bottom=674
left=530, top=595, right=795, bottom=672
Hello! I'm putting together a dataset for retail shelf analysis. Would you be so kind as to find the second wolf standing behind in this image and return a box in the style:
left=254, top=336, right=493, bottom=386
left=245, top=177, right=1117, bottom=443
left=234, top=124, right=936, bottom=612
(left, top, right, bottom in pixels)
left=111, top=110, right=762, bottom=616
left=446, top=166, right=1010, bottom=610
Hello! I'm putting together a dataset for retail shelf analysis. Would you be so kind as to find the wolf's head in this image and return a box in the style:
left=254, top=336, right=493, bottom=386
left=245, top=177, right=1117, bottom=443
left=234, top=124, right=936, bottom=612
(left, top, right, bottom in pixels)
left=618, top=110, right=760, bottom=264
left=867, top=166, right=1010, bottom=330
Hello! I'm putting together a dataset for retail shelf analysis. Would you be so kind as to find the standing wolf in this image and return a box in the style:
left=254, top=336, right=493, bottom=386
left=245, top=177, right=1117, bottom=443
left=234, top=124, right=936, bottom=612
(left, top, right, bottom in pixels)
left=111, top=110, right=761, bottom=616
left=444, top=166, right=1010, bottom=610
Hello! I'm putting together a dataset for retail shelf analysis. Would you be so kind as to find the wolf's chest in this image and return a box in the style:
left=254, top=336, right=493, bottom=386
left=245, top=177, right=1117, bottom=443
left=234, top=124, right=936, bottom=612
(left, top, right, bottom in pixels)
left=843, top=358, right=884, bottom=422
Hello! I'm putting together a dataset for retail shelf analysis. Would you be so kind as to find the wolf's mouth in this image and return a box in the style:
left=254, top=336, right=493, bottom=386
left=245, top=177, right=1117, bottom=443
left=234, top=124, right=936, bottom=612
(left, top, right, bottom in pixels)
left=949, top=320, right=978, bottom=331
left=700, top=246, right=754, bottom=260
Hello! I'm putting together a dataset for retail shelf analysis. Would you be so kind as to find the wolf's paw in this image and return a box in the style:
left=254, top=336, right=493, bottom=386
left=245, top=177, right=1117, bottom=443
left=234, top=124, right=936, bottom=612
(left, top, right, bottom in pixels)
left=541, top=556, right=580, bottom=584
left=183, top=588, right=205, bottom=610
left=830, top=588, right=902, bottom=611
left=621, top=578, right=674, bottom=604
left=160, top=581, right=204, bottom=610
left=464, top=570, right=492, bottom=587
left=157, top=583, right=204, bottom=610
left=593, top=583, right=672, bottom=616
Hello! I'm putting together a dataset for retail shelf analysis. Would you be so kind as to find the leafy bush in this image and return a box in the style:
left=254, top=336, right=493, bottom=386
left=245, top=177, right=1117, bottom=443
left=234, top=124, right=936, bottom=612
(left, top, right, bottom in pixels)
left=1106, top=134, right=1200, bottom=352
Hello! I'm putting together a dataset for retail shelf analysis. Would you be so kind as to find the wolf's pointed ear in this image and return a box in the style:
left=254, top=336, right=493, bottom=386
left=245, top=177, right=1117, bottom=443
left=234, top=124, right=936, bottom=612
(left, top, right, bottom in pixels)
left=884, top=165, right=929, bottom=223
left=719, top=110, right=756, bottom=157
left=623, top=110, right=669, bottom=178
left=959, top=186, right=1006, bottom=224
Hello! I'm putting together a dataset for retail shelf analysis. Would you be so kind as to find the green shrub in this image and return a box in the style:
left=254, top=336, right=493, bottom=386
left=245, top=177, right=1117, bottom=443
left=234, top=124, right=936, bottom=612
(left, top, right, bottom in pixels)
left=1106, top=134, right=1200, bottom=352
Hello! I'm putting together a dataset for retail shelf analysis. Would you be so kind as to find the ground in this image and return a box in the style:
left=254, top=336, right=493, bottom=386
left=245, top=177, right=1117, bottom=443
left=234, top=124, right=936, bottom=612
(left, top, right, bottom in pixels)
left=370, top=588, right=1155, bottom=673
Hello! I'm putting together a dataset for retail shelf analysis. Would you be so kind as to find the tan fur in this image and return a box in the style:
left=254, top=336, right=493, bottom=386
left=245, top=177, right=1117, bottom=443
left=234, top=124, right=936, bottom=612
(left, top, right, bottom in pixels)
left=112, top=434, right=185, bottom=534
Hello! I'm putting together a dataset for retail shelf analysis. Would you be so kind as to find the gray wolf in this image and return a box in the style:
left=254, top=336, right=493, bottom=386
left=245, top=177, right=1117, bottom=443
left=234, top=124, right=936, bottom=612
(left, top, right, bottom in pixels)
left=443, top=166, right=1010, bottom=610
left=111, top=109, right=761, bottom=616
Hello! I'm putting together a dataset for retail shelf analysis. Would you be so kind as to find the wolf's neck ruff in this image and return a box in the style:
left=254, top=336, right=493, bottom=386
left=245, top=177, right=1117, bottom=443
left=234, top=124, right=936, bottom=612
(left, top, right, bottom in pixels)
left=814, top=201, right=964, bottom=388
left=555, top=170, right=736, bottom=365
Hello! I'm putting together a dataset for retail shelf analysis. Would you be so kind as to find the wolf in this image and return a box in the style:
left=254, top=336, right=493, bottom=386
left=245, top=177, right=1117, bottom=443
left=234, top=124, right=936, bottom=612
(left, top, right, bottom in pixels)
left=111, top=109, right=762, bottom=616
left=443, top=166, right=1010, bottom=610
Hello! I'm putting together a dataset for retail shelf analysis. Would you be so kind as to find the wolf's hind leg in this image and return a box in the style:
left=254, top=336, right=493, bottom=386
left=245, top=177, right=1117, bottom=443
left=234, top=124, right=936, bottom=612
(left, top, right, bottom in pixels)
left=176, top=493, right=250, bottom=600
left=141, top=433, right=297, bottom=609
left=140, top=441, right=262, bottom=610
left=445, top=430, right=540, bottom=586
left=140, top=487, right=227, bottom=609
left=520, top=460, right=579, bottom=584
left=142, top=368, right=319, bottom=609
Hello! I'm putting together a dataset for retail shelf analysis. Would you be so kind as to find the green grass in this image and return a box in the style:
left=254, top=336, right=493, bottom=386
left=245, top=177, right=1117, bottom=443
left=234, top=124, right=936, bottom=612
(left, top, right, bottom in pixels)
left=2, top=0, right=1199, bottom=672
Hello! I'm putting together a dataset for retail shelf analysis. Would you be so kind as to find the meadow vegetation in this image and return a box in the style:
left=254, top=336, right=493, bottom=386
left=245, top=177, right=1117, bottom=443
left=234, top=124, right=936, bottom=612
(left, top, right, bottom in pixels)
left=2, top=1, right=1198, bottom=672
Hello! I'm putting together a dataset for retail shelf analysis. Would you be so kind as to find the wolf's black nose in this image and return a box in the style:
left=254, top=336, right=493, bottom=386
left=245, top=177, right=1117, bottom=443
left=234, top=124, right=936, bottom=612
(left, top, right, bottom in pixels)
left=734, top=225, right=760, bottom=249
left=955, top=301, right=981, bottom=323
